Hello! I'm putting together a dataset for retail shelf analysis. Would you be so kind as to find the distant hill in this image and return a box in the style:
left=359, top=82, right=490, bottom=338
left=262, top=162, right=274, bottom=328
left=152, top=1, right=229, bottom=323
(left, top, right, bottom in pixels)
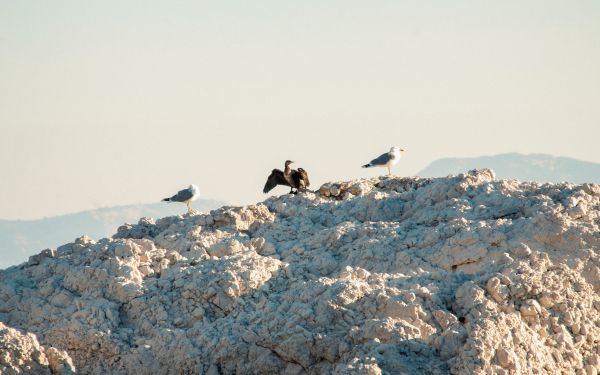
left=0, top=199, right=225, bottom=269
left=418, top=153, right=600, bottom=183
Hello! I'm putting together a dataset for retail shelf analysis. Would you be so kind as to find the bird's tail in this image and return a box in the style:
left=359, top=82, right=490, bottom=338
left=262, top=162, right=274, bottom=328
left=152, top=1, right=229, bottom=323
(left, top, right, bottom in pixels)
left=162, top=198, right=171, bottom=202
left=362, top=163, right=372, bottom=168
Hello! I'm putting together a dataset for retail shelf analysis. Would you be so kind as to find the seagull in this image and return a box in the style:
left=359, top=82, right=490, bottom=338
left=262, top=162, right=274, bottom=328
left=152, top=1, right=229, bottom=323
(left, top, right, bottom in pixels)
left=162, top=184, right=200, bottom=213
left=263, top=161, right=310, bottom=194
left=362, top=146, right=405, bottom=176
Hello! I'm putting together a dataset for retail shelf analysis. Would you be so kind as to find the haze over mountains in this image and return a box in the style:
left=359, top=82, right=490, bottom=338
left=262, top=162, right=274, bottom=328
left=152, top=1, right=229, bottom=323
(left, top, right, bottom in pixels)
left=418, top=153, right=600, bottom=183
left=0, top=199, right=224, bottom=269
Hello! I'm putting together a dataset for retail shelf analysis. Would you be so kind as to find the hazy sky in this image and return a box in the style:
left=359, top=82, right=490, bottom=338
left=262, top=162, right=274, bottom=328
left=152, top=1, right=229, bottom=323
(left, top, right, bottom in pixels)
left=1, top=1, right=599, bottom=220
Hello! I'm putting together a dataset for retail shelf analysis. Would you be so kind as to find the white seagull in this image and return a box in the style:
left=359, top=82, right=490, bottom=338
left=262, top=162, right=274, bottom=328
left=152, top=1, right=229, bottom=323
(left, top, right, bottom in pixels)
left=362, top=146, right=405, bottom=176
left=162, top=184, right=200, bottom=213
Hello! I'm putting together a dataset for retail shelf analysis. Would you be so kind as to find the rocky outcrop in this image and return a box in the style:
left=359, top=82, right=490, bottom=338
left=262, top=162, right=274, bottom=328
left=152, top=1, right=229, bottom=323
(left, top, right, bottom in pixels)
left=0, top=322, right=75, bottom=374
left=1, top=170, right=600, bottom=374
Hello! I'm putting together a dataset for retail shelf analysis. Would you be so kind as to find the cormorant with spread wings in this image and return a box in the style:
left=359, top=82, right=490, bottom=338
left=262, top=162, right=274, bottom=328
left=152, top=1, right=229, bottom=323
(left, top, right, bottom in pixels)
left=263, top=160, right=310, bottom=194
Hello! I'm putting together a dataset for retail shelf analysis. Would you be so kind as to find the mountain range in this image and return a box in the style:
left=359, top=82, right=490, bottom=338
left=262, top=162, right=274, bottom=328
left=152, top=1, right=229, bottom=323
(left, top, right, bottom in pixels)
left=418, top=153, right=600, bottom=183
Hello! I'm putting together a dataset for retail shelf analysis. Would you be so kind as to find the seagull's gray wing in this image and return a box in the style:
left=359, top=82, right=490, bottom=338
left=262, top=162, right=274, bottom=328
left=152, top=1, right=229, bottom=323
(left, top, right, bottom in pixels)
left=169, top=187, right=194, bottom=202
left=368, top=151, right=393, bottom=166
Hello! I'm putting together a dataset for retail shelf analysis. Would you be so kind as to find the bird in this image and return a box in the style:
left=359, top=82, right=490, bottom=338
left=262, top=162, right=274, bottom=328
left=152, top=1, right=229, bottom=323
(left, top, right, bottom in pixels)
left=297, top=168, right=310, bottom=191
left=283, top=160, right=296, bottom=189
left=362, top=146, right=405, bottom=176
left=263, top=161, right=310, bottom=194
left=162, top=184, right=200, bottom=213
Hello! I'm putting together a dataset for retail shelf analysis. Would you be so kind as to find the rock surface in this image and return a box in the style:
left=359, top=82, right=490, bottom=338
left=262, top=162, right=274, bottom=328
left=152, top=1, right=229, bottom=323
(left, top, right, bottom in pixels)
left=2, top=169, right=600, bottom=374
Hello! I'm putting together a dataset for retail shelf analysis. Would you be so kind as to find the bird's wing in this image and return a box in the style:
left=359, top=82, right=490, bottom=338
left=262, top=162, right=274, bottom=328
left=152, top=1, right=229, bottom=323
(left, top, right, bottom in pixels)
left=368, top=151, right=393, bottom=166
left=170, top=187, right=194, bottom=202
left=297, top=168, right=310, bottom=187
left=263, top=169, right=288, bottom=193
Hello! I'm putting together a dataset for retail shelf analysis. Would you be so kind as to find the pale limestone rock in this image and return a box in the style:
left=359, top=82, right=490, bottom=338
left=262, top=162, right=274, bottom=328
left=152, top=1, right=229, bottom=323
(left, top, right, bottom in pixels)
left=433, top=310, right=458, bottom=330
left=46, top=347, right=76, bottom=374
left=496, top=347, right=513, bottom=368
left=0, top=322, right=75, bottom=374
left=1, top=170, right=600, bottom=374
left=486, top=276, right=509, bottom=304
left=520, top=299, right=542, bottom=317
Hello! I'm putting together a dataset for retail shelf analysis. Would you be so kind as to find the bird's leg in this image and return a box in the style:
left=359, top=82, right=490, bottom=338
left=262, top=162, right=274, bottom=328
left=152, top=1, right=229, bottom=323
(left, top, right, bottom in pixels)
left=388, top=165, right=391, bottom=176
left=187, top=202, right=199, bottom=214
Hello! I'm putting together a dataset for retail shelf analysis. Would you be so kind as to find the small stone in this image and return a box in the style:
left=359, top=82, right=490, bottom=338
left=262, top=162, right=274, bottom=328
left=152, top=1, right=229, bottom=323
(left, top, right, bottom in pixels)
left=319, top=184, right=331, bottom=197
left=519, top=300, right=541, bottom=317
left=40, top=248, right=57, bottom=258
left=330, top=185, right=341, bottom=196
left=510, top=243, right=532, bottom=257
left=114, top=242, right=135, bottom=258
left=496, top=348, right=512, bottom=368
left=574, top=282, right=586, bottom=292
left=539, top=295, right=555, bottom=308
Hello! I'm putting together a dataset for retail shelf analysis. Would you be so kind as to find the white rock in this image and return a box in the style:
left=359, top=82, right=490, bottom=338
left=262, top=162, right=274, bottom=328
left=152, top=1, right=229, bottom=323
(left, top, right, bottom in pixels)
left=496, top=348, right=513, bottom=368
left=520, top=300, right=542, bottom=317
left=1, top=171, right=599, bottom=374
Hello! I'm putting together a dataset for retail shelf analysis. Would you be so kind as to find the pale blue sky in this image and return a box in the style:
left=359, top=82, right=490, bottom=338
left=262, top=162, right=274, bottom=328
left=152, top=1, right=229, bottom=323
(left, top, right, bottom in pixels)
left=1, top=1, right=599, bottom=219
